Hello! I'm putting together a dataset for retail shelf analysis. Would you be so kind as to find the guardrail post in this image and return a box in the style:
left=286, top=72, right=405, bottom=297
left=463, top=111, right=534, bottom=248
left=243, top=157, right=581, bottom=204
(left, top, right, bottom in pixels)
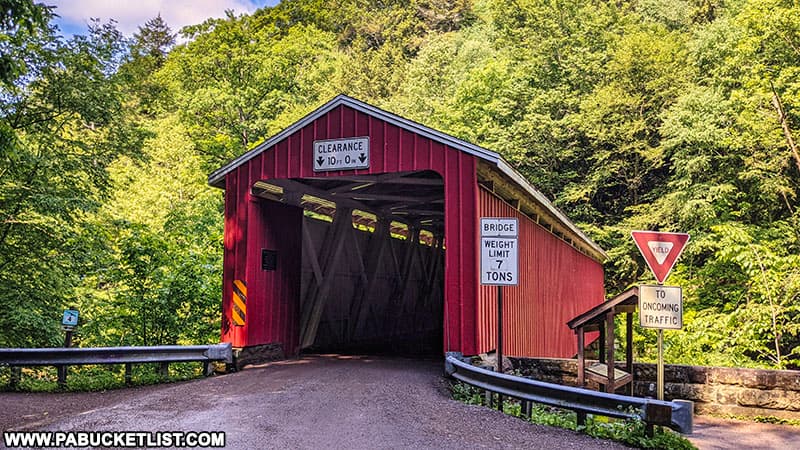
left=125, top=363, right=132, bottom=385
left=523, top=401, right=532, bottom=420
left=57, top=364, right=67, bottom=389
left=158, top=362, right=169, bottom=379
left=577, top=411, right=587, bottom=427
left=10, top=366, right=21, bottom=389
left=203, top=361, right=212, bottom=377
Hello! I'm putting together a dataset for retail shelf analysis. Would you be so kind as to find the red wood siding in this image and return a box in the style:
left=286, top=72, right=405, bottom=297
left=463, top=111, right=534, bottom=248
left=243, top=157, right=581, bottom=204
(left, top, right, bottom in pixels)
left=222, top=105, right=479, bottom=355
left=477, top=188, right=605, bottom=358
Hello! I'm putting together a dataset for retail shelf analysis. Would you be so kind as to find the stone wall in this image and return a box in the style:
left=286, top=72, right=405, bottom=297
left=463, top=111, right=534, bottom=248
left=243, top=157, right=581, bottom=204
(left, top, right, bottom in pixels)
left=509, top=357, right=800, bottom=420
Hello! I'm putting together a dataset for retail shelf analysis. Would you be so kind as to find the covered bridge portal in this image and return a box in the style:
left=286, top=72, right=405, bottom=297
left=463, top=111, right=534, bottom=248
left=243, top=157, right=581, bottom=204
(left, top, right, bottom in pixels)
left=208, top=95, right=607, bottom=360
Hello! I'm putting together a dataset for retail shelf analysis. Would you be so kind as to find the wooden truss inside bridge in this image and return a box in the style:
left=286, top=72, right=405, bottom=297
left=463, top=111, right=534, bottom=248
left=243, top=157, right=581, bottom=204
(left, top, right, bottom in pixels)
left=252, top=170, right=445, bottom=354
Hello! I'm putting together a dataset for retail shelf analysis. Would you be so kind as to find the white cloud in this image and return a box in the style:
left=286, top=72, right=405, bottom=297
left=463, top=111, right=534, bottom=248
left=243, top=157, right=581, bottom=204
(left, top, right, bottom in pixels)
left=45, top=0, right=273, bottom=36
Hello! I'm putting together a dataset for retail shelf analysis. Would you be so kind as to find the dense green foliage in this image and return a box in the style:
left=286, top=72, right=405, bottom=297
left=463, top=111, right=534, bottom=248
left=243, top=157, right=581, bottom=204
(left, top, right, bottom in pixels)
left=0, top=2, right=146, bottom=347
left=1, top=0, right=798, bottom=369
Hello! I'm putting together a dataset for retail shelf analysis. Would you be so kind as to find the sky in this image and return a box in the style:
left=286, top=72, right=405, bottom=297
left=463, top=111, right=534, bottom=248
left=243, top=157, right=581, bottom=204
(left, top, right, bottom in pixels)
left=43, top=0, right=281, bottom=38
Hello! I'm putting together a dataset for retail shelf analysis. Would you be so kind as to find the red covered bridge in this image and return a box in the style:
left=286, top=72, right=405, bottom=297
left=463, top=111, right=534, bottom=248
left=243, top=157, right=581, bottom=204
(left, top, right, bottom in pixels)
left=208, top=95, right=606, bottom=361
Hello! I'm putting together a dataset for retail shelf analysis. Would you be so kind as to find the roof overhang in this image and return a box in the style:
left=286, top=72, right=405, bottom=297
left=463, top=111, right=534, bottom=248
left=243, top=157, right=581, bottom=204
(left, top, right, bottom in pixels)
left=567, top=287, right=639, bottom=331
left=207, top=94, right=607, bottom=261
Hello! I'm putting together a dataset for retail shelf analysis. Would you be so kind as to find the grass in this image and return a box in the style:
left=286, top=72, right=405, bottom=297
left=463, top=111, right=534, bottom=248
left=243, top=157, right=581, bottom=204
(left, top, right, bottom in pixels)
left=451, top=380, right=697, bottom=449
left=0, top=362, right=208, bottom=392
left=751, top=416, right=800, bottom=426
left=702, top=412, right=800, bottom=427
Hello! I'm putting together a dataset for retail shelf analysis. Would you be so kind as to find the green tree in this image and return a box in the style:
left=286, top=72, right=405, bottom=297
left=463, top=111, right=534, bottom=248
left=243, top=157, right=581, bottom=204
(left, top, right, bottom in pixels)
left=79, top=116, right=222, bottom=346
left=0, top=0, right=51, bottom=86
left=607, top=0, right=800, bottom=367
left=0, top=14, right=145, bottom=347
left=162, top=14, right=343, bottom=166
left=132, top=14, right=175, bottom=60
left=116, top=14, right=176, bottom=117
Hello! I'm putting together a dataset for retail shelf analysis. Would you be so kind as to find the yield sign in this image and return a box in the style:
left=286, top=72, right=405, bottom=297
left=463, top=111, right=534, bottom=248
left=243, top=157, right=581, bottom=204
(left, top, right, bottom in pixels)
left=631, top=231, right=690, bottom=284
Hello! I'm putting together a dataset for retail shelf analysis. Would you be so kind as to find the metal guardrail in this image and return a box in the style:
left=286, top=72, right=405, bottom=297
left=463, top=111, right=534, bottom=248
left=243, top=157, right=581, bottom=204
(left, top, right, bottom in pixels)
left=1, top=343, right=233, bottom=388
left=0, top=344, right=233, bottom=366
left=445, top=353, right=692, bottom=435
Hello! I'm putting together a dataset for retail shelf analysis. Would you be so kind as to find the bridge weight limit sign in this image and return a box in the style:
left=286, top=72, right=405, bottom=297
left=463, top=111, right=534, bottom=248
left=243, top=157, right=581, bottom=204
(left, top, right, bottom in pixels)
left=480, top=218, right=518, bottom=383
left=481, top=218, right=518, bottom=285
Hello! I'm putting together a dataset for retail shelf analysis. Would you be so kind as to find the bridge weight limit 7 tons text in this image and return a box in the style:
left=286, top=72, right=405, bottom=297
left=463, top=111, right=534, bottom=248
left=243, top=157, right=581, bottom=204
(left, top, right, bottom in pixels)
left=480, top=218, right=518, bottom=285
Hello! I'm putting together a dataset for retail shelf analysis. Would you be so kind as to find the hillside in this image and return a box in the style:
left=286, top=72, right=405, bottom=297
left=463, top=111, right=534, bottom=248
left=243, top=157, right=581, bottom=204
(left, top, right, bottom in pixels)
left=1, top=0, right=798, bottom=369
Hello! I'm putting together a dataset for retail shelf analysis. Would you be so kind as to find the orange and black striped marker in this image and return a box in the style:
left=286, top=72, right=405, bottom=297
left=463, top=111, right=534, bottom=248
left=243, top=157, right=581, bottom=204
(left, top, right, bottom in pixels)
left=232, top=279, right=247, bottom=326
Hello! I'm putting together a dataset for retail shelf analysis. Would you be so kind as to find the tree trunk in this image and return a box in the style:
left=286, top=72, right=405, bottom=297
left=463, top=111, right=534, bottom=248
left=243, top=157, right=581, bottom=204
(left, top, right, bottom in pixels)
left=770, top=82, right=800, bottom=174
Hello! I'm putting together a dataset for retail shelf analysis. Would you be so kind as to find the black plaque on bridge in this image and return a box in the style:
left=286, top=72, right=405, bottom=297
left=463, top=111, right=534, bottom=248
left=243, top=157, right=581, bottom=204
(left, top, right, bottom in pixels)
left=261, top=249, right=277, bottom=271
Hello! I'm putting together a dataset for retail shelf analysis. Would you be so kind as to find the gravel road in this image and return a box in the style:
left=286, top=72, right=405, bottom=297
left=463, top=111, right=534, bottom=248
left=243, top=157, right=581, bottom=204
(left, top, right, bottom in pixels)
left=2, top=355, right=626, bottom=449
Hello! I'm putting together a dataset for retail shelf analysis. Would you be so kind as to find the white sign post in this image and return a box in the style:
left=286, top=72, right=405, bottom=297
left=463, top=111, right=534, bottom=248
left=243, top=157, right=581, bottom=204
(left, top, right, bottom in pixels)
left=313, top=136, right=370, bottom=172
left=480, top=218, right=518, bottom=383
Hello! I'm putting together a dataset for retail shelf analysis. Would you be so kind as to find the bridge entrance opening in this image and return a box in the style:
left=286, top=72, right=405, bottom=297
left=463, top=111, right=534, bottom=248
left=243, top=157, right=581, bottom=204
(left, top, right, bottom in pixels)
left=251, top=170, right=445, bottom=356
